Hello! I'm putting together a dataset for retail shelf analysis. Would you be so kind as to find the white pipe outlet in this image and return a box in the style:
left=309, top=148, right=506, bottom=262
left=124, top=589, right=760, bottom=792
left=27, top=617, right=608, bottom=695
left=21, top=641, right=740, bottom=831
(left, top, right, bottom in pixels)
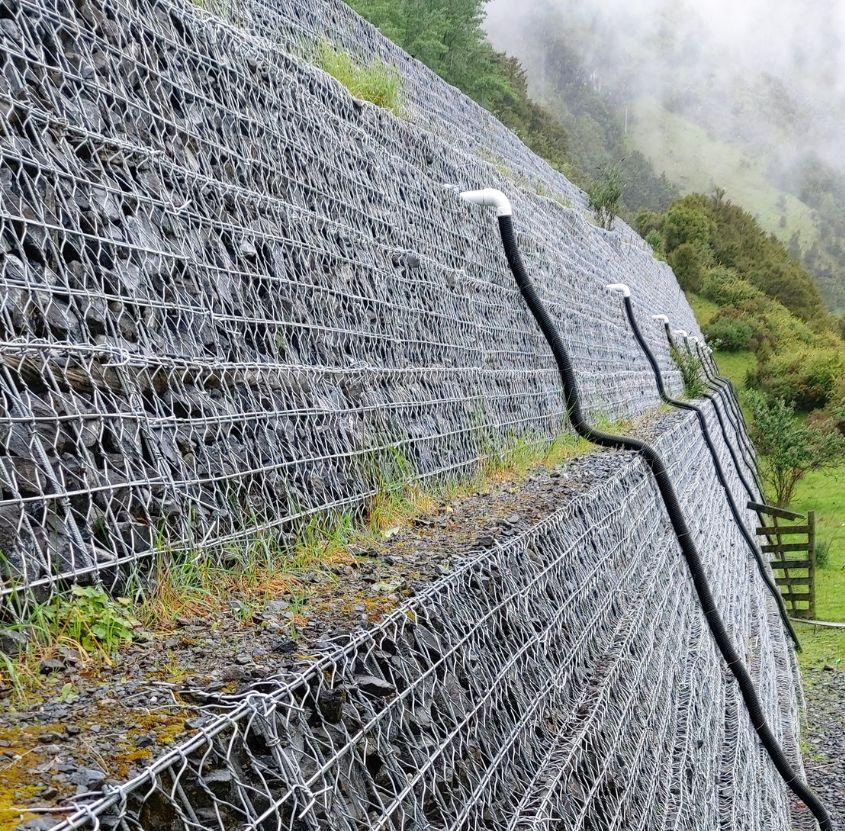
left=459, top=188, right=513, bottom=217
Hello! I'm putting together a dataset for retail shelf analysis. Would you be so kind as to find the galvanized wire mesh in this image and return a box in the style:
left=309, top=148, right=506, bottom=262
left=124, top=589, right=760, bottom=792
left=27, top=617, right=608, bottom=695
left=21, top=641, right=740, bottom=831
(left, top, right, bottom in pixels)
left=0, top=0, right=695, bottom=599
left=46, top=411, right=804, bottom=831
left=0, top=0, right=806, bottom=828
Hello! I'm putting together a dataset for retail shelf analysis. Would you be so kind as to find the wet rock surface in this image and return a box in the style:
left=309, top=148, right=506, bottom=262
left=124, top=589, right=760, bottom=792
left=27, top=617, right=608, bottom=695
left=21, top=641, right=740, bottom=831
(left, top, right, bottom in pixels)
left=0, top=0, right=695, bottom=597
left=0, top=408, right=807, bottom=831
left=802, top=668, right=845, bottom=830
left=0, top=439, right=621, bottom=823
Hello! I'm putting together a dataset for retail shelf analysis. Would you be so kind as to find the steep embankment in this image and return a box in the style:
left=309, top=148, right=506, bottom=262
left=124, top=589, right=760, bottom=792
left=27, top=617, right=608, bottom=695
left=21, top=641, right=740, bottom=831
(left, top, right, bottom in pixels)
left=0, top=0, right=808, bottom=828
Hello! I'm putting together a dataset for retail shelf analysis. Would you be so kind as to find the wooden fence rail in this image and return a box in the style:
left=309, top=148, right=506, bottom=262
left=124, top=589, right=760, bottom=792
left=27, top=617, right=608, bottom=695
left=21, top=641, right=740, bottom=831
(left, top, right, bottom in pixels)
left=749, top=501, right=816, bottom=619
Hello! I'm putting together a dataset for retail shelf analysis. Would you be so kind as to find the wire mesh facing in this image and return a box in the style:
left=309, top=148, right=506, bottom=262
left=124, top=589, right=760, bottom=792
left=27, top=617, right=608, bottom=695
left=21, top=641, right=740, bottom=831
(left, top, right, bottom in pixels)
left=0, top=0, right=808, bottom=828
left=0, top=0, right=697, bottom=604
left=44, top=411, right=804, bottom=831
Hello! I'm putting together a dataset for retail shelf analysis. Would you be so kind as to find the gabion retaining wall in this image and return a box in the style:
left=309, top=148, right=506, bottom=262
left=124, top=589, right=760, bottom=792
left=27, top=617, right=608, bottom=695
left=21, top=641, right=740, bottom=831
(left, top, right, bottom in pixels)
left=46, top=410, right=806, bottom=831
left=0, top=0, right=805, bottom=828
left=0, top=0, right=696, bottom=598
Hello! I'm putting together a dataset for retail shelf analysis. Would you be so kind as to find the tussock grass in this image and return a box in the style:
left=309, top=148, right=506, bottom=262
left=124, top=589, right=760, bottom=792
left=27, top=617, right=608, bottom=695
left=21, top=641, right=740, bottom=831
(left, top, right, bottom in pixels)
left=316, top=44, right=403, bottom=115
left=670, top=346, right=705, bottom=399
left=1, top=426, right=600, bottom=703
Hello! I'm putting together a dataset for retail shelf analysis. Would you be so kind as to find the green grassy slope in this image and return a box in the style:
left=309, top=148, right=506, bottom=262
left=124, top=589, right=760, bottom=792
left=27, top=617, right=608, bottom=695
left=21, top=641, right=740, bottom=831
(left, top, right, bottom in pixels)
left=629, top=98, right=819, bottom=249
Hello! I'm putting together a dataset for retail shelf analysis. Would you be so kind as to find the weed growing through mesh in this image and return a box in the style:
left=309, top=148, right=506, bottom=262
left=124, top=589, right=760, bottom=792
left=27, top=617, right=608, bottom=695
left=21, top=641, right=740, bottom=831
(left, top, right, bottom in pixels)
left=316, top=44, right=403, bottom=115
left=0, top=586, right=144, bottom=701
left=364, top=445, right=436, bottom=533
left=670, top=346, right=705, bottom=398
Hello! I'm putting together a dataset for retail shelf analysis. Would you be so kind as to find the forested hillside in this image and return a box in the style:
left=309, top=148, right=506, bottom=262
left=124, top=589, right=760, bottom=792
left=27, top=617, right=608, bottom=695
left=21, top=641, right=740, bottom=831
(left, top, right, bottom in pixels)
left=637, top=193, right=845, bottom=421
left=484, top=0, right=845, bottom=315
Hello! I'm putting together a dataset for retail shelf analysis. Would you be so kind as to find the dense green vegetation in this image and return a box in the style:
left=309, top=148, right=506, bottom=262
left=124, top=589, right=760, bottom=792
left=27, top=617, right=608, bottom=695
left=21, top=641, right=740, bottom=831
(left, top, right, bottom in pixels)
left=713, top=347, right=845, bottom=666
left=638, top=192, right=845, bottom=417
left=345, top=0, right=676, bottom=219
left=745, top=390, right=844, bottom=507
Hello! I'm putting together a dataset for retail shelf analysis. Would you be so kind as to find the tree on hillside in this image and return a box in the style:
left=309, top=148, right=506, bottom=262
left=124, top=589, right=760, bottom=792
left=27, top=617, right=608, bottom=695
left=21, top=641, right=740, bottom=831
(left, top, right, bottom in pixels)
left=587, top=166, right=623, bottom=230
left=746, top=391, right=844, bottom=506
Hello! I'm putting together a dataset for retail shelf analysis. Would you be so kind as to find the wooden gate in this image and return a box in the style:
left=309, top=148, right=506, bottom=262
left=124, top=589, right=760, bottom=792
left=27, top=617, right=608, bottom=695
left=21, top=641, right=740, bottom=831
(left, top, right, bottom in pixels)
left=749, top=501, right=816, bottom=619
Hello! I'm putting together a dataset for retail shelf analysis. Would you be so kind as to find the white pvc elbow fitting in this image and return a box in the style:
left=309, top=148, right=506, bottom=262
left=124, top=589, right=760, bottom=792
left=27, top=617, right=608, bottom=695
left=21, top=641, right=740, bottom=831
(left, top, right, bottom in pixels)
left=459, top=188, right=513, bottom=217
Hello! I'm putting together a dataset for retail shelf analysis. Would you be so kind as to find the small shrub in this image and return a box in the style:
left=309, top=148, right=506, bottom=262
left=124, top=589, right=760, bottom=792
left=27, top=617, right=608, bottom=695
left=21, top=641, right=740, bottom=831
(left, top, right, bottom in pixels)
left=587, top=166, right=623, bottom=230
left=831, top=389, right=845, bottom=434
left=317, top=44, right=402, bottom=114
left=703, top=315, right=756, bottom=351
left=645, top=229, right=663, bottom=257
left=746, top=390, right=845, bottom=505
left=700, top=268, right=762, bottom=305
left=668, top=242, right=706, bottom=292
left=670, top=346, right=705, bottom=398
left=635, top=209, right=663, bottom=237
left=662, top=198, right=714, bottom=252
left=758, top=344, right=845, bottom=411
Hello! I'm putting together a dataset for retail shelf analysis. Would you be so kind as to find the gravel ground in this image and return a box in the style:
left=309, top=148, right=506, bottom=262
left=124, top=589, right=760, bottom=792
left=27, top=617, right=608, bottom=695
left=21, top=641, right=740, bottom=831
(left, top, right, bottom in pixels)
left=802, top=667, right=845, bottom=830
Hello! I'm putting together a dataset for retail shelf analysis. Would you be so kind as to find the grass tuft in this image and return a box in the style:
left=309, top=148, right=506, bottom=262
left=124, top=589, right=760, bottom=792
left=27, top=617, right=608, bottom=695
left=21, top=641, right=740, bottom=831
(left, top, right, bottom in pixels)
left=670, top=346, right=705, bottom=399
left=316, top=44, right=403, bottom=115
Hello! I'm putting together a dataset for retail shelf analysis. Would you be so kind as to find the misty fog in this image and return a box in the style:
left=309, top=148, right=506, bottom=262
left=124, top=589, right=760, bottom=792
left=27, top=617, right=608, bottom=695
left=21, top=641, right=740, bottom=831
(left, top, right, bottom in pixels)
left=484, top=0, right=845, bottom=175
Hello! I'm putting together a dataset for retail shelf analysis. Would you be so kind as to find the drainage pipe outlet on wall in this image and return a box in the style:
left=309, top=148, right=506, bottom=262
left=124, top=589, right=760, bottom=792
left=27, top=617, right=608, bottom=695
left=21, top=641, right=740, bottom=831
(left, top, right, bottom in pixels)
left=457, top=187, right=832, bottom=831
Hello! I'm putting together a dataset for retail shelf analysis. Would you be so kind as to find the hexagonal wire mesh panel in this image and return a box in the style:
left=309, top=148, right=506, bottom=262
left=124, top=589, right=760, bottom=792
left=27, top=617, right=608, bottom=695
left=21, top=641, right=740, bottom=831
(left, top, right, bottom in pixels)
left=0, top=0, right=805, bottom=828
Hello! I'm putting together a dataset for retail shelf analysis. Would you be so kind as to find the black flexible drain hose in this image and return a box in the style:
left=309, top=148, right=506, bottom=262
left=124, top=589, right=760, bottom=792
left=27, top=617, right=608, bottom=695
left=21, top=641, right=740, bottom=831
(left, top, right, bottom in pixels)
left=666, top=330, right=761, bottom=503
left=677, top=334, right=764, bottom=493
left=460, top=194, right=831, bottom=830
left=609, top=291, right=799, bottom=648
left=693, top=340, right=764, bottom=486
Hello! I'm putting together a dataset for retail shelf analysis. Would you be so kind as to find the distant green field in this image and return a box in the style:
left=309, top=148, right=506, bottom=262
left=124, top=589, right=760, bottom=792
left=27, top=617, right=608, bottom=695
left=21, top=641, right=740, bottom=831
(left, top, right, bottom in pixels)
left=629, top=97, right=819, bottom=249
left=687, top=293, right=719, bottom=327
left=688, top=298, right=845, bottom=666
left=792, top=465, right=845, bottom=621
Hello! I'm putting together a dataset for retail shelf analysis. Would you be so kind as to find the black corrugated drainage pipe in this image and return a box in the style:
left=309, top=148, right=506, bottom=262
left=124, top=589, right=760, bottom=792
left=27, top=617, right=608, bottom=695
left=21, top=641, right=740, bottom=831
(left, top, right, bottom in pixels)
left=670, top=330, right=788, bottom=553
left=457, top=188, right=831, bottom=831
left=603, top=287, right=798, bottom=648
left=693, top=338, right=763, bottom=482
left=668, top=328, right=762, bottom=502
left=695, top=336, right=750, bottom=426
left=676, top=330, right=764, bottom=493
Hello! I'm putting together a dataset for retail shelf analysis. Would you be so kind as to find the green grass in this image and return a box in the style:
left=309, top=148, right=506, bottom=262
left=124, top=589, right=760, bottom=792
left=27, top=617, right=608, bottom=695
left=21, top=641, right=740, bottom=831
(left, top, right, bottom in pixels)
left=792, top=463, right=845, bottom=622
left=687, top=293, right=720, bottom=327
left=316, top=44, right=403, bottom=114
left=795, top=625, right=845, bottom=670
left=711, top=349, right=755, bottom=389
left=629, top=97, right=819, bottom=248
left=792, top=459, right=845, bottom=669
